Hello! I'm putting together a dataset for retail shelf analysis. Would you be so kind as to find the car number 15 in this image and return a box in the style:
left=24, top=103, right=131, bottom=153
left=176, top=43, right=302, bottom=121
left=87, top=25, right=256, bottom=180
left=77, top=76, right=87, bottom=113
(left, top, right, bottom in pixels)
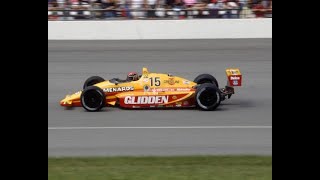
left=150, top=77, right=161, bottom=86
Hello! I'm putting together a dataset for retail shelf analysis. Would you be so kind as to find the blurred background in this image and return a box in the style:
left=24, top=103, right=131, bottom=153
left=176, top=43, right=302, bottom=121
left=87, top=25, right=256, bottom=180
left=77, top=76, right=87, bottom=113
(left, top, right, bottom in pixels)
left=48, top=0, right=272, bottom=20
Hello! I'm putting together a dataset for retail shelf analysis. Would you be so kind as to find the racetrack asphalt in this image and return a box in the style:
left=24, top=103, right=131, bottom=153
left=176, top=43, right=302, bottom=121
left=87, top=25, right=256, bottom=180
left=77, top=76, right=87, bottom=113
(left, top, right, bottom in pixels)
left=48, top=39, right=272, bottom=156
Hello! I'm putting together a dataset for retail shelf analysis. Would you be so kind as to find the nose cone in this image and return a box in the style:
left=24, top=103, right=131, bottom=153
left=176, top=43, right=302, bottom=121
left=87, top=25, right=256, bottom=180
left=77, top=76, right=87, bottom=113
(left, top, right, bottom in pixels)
left=60, top=98, right=73, bottom=106
left=59, top=91, right=82, bottom=107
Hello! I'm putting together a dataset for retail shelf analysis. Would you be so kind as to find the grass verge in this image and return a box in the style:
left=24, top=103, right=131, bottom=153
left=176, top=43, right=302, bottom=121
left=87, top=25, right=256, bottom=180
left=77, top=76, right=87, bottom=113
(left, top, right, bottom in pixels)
left=48, top=155, right=272, bottom=180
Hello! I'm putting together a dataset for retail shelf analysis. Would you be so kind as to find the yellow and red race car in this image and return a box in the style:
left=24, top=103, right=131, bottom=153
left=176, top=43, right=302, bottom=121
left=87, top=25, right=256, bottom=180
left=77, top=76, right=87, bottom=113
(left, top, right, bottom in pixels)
left=60, top=67, right=242, bottom=111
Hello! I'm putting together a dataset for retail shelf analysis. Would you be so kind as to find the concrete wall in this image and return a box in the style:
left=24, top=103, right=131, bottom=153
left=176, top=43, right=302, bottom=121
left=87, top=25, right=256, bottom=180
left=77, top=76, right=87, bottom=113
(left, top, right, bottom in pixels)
left=48, top=19, right=272, bottom=40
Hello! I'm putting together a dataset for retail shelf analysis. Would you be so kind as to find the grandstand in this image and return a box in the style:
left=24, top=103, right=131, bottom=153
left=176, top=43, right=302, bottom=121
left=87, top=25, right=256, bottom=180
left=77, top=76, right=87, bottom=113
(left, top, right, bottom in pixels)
left=48, top=0, right=272, bottom=20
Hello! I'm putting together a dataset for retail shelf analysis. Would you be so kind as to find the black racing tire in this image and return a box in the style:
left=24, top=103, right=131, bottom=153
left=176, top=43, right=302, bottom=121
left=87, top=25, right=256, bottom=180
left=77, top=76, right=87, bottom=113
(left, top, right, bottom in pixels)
left=83, top=76, right=105, bottom=89
left=80, top=86, right=106, bottom=112
left=195, top=83, right=221, bottom=111
left=194, top=74, right=219, bottom=88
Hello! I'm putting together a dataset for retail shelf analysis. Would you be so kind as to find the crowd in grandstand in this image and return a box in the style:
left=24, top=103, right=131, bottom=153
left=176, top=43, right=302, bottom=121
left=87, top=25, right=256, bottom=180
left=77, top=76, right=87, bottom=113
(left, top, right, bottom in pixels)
left=48, top=0, right=272, bottom=20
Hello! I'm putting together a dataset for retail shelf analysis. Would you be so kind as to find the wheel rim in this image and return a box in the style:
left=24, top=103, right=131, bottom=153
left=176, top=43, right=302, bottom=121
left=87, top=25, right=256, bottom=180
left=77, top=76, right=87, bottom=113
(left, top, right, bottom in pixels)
left=199, top=90, right=217, bottom=107
left=83, top=90, right=103, bottom=109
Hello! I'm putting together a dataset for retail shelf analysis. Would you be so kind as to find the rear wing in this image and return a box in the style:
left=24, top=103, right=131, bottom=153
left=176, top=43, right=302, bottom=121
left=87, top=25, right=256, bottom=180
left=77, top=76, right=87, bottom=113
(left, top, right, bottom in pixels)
left=221, top=68, right=242, bottom=100
left=226, top=68, right=242, bottom=87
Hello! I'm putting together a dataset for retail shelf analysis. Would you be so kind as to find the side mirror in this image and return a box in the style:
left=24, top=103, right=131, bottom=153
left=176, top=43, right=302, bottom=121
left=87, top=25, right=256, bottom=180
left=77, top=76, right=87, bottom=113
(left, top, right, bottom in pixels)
left=115, top=80, right=119, bottom=85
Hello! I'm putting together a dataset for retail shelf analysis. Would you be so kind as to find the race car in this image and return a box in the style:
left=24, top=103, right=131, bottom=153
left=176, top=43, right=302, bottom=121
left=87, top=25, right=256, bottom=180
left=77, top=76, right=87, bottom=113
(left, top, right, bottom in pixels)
left=60, top=67, right=242, bottom=111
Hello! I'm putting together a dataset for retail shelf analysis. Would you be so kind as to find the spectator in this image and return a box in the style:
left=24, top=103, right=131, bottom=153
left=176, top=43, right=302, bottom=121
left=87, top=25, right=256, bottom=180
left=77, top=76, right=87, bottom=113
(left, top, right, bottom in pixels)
left=165, top=0, right=175, bottom=8
left=238, top=0, right=247, bottom=9
left=183, top=0, right=196, bottom=8
left=251, top=0, right=267, bottom=18
left=183, top=0, right=196, bottom=18
left=264, top=0, right=272, bottom=18
left=211, top=0, right=227, bottom=18
left=48, top=0, right=58, bottom=9
left=48, top=0, right=59, bottom=20
left=154, top=0, right=166, bottom=18
left=225, top=0, right=239, bottom=18
left=189, top=0, right=209, bottom=18
left=116, top=0, right=132, bottom=19
left=247, top=0, right=258, bottom=9
left=165, top=0, right=186, bottom=19
left=170, top=0, right=185, bottom=19
left=172, top=0, right=184, bottom=9
left=99, top=0, right=117, bottom=18
left=146, top=0, right=160, bottom=18
left=207, top=0, right=223, bottom=18
left=90, top=0, right=103, bottom=19
left=57, top=0, right=67, bottom=9
left=129, top=0, right=147, bottom=19
left=215, top=0, right=239, bottom=18
left=200, top=0, right=211, bottom=17
left=239, top=4, right=255, bottom=18
left=70, top=0, right=92, bottom=19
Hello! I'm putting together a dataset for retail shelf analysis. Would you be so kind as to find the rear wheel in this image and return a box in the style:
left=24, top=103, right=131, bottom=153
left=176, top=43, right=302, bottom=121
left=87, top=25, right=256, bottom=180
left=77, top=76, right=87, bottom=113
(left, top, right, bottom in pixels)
left=81, top=86, right=106, bottom=112
left=194, top=74, right=219, bottom=88
left=195, top=83, right=221, bottom=111
left=83, top=76, right=105, bottom=89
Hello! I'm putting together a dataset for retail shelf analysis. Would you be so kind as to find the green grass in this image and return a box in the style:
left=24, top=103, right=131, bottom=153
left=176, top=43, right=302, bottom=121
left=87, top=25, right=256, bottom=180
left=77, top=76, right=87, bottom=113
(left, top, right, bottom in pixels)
left=48, top=155, right=272, bottom=180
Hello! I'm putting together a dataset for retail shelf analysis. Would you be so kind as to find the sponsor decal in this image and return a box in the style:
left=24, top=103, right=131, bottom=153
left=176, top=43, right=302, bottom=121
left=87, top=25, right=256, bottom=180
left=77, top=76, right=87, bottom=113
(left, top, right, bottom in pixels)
left=183, top=80, right=190, bottom=85
left=176, top=88, right=191, bottom=91
left=183, top=101, right=189, bottom=106
left=233, top=81, right=238, bottom=85
left=172, top=96, right=177, bottom=100
left=152, top=88, right=175, bottom=92
left=124, top=96, right=169, bottom=104
left=143, top=85, right=150, bottom=92
left=103, top=86, right=134, bottom=93
left=168, top=78, right=175, bottom=85
left=228, top=75, right=242, bottom=86
left=228, top=69, right=239, bottom=75
left=230, top=76, right=240, bottom=80
left=150, top=88, right=191, bottom=92
left=164, top=78, right=180, bottom=85
left=143, top=78, right=149, bottom=83
left=176, top=101, right=182, bottom=107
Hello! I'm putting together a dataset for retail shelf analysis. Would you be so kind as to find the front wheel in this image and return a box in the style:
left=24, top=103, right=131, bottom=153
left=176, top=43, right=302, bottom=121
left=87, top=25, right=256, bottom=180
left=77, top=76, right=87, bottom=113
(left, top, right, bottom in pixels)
left=195, top=83, right=221, bottom=111
left=80, top=86, right=106, bottom=112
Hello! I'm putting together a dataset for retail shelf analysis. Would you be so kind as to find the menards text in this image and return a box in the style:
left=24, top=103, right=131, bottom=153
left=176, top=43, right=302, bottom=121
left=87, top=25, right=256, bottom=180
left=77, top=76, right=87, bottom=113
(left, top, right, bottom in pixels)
left=103, top=87, right=134, bottom=92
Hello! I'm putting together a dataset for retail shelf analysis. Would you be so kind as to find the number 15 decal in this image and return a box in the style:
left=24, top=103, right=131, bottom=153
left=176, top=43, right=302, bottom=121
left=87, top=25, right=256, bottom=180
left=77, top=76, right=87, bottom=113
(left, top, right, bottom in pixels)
left=150, top=77, right=161, bottom=86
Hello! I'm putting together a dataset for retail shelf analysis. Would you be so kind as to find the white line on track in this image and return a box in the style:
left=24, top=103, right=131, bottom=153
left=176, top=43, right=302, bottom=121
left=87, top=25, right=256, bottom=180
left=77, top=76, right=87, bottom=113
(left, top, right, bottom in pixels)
left=48, top=126, right=272, bottom=130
